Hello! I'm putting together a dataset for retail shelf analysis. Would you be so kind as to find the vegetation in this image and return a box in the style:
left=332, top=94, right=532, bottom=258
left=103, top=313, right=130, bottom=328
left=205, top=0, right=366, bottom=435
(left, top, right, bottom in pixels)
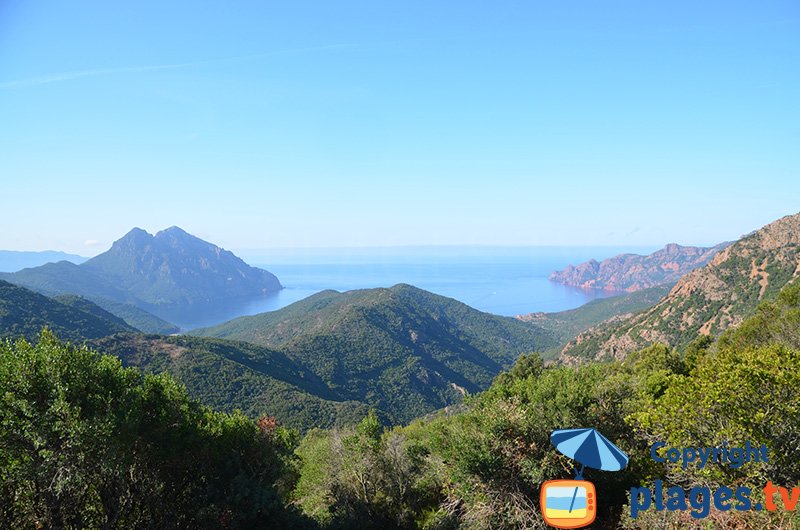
left=0, top=280, right=135, bottom=341
left=83, top=297, right=180, bottom=334
left=191, top=284, right=558, bottom=423
left=523, top=283, right=673, bottom=355
left=92, top=333, right=373, bottom=431
left=3, top=281, right=800, bottom=528
left=3, top=215, right=800, bottom=529
left=288, top=281, right=800, bottom=529
left=0, top=331, right=306, bottom=529
left=0, top=267, right=180, bottom=334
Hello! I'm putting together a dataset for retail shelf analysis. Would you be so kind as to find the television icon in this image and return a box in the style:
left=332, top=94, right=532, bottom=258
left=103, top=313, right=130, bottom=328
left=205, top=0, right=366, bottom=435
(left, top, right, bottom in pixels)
left=540, top=479, right=596, bottom=529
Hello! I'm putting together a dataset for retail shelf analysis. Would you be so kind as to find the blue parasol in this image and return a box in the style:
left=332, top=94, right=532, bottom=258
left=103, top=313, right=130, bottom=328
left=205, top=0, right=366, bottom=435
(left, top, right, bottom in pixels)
left=550, top=428, right=629, bottom=478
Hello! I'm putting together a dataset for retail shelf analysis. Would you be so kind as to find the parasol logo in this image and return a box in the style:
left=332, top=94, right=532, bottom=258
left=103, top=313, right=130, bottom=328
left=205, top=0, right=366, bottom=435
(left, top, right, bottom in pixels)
left=540, top=428, right=629, bottom=529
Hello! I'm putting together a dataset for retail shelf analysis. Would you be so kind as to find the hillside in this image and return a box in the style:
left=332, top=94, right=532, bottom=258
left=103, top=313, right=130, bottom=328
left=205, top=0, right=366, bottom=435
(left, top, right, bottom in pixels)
left=0, top=280, right=136, bottom=341
left=550, top=242, right=728, bottom=292
left=560, top=212, right=800, bottom=360
left=518, top=283, right=673, bottom=353
left=92, top=333, right=371, bottom=431
left=191, top=284, right=557, bottom=423
left=1, top=260, right=134, bottom=302
left=82, top=297, right=180, bottom=334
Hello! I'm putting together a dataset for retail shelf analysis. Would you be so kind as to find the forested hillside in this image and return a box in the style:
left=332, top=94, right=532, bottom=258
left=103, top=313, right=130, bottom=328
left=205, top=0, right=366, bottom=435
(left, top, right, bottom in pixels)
left=5, top=281, right=799, bottom=529
left=191, top=284, right=557, bottom=423
left=0, top=280, right=135, bottom=341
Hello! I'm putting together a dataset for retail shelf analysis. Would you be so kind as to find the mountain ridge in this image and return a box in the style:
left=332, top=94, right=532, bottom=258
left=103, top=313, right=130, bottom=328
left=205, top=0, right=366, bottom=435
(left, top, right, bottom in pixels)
left=550, top=242, right=729, bottom=292
left=560, top=212, right=800, bottom=361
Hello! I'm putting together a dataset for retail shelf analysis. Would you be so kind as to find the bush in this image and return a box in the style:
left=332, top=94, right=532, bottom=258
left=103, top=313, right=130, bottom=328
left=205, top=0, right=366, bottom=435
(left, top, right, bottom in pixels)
left=0, top=331, right=305, bottom=529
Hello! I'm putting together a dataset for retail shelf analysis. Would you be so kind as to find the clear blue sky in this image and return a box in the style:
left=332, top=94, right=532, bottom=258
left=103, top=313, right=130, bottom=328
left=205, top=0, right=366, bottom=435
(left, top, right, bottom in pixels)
left=1, top=1, right=798, bottom=254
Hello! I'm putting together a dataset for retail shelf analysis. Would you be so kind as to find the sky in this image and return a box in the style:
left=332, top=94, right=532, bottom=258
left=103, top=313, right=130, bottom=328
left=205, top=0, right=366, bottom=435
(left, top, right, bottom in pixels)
left=1, top=1, right=798, bottom=255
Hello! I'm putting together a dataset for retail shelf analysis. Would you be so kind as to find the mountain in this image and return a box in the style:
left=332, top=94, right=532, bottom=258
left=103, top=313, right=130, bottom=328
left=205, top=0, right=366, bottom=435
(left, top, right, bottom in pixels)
left=549, top=242, right=729, bottom=292
left=90, top=334, right=371, bottom=431
left=0, top=227, right=281, bottom=327
left=81, top=226, right=282, bottom=306
left=190, top=284, right=557, bottom=423
left=0, top=280, right=136, bottom=342
left=560, top=212, right=800, bottom=361
left=0, top=250, right=87, bottom=272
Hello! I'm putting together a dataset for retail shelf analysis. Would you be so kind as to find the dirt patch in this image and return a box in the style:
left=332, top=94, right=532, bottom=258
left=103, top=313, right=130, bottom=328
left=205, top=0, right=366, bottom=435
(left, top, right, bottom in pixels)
left=750, top=258, right=770, bottom=299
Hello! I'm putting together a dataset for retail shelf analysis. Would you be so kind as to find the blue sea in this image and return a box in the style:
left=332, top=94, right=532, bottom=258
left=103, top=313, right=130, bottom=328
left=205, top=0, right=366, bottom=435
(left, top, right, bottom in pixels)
left=161, top=246, right=656, bottom=331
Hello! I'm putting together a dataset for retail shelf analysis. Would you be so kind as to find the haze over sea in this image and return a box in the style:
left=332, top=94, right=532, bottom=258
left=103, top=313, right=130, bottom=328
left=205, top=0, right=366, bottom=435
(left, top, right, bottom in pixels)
left=157, top=246, right=658, bottom=330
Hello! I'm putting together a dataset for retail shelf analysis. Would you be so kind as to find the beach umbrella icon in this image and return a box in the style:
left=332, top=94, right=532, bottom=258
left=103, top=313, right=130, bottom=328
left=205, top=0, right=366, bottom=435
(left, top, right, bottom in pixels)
left=550, top=428, right=629, bottom=478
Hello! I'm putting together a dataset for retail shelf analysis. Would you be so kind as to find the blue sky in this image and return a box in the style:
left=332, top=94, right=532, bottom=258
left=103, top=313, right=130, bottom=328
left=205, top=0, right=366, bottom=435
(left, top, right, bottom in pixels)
left=1, top=1, right=798, bottom=254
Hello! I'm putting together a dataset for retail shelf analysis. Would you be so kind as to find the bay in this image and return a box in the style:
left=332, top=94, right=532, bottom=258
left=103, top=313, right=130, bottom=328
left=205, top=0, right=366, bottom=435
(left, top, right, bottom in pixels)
left=161, top=246, right=656, bottom=331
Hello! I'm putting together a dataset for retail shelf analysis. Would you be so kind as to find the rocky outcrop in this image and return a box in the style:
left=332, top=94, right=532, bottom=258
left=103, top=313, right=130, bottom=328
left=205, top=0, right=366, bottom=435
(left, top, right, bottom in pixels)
left=550, top=243, right=729, bottom=292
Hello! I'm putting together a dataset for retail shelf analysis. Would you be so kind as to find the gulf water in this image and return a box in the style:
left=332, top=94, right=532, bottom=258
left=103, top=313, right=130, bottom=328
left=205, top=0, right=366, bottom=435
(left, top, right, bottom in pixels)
left=160, top=246, right=656, bottom=330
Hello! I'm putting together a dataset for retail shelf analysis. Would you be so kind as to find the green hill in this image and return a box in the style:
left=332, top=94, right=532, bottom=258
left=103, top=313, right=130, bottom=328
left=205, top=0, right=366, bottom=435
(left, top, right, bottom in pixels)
left=0, top=262, right=179, bottom=333
left=91, top=333, right=372, bottom=431
left=0, top=260, right=134, bottom=302
left=191, top=284, right=556, bottom=423
left=560, top=211, right=800, bottom=360
left=0, top=280, right=136, bottom=341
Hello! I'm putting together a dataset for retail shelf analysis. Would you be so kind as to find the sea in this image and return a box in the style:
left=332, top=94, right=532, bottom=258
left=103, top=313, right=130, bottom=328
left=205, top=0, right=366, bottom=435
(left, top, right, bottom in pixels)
left=158, top=246, right=657, bottom=331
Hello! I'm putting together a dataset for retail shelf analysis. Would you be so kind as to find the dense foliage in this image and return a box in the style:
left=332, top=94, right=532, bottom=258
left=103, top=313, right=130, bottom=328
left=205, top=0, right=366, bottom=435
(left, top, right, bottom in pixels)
left=290, top=283, right=800, bottom=529
left=0, top=331, right=306, bottom=529
left=192, top=284, right=557, bottom=423
left=93, top=333, right=372, bottom=431
left=0, top=280, right=135, bottom=342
